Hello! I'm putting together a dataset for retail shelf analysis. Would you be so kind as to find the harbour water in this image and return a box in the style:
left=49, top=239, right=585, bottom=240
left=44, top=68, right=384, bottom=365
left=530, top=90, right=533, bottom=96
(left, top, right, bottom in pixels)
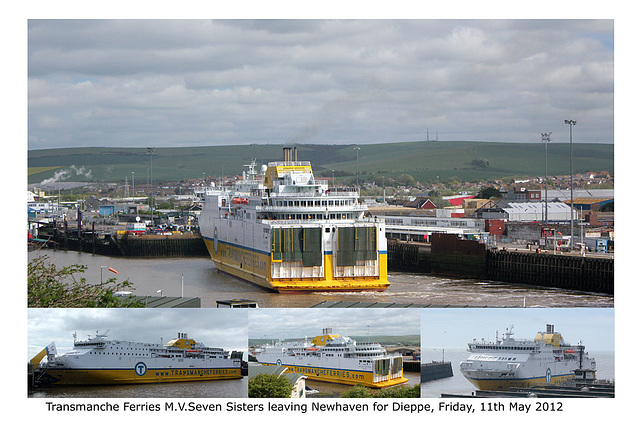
left=28, top=249, right=614, bottom=308
left=29, top=376, right=248, bottom=398
left=420, top=349, right=614, bottom=398
left=285, top=369, right=420, bottom=397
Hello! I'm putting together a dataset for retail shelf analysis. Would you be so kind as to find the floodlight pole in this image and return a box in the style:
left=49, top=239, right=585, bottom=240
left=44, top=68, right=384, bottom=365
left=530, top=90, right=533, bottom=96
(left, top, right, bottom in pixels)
left=354, top=146, right=360, bottom=189
left=564, top=120, right=576, bottom=248
left=147, top=147, right=155, bottom=226
left=542, top=132, right=552, bottom=223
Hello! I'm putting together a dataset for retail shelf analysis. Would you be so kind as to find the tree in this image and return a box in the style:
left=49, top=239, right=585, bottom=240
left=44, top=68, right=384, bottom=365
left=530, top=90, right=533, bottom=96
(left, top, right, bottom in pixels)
left=476, top=186, right=502, bottom=199
left=471, top=158, right=490, bottom=168
left=28, top=255, right=143, bottom=307
left=601, top=201, right=614, bottom=212
left=396, top=173, right=416, bottom=187
left=248, top=374, right=292, bottom=398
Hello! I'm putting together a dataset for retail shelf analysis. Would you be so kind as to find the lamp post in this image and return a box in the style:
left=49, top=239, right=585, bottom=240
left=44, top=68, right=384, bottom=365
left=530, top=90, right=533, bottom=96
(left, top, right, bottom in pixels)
left=541, top=132, right=551, bottom=223
left=564, top=120, right=576, bottom=248
left=354, top=146, right=360, bottom=189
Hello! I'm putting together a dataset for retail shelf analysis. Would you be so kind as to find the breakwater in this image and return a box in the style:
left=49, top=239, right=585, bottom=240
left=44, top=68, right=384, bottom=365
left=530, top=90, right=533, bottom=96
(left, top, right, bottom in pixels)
left=387, top=235, right=613, bottom=295
left=421, top=361, right=454, bottom=382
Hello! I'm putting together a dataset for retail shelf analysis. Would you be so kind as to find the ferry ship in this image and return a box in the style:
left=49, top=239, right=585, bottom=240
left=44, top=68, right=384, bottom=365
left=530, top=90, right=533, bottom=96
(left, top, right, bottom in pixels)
left=199, top=147, right=388, bottom=293
left=255, top=328, right=407, bottom=388
left=459, top=324, right=597, bottom=391
left=30, top=331, right=243, bottom=385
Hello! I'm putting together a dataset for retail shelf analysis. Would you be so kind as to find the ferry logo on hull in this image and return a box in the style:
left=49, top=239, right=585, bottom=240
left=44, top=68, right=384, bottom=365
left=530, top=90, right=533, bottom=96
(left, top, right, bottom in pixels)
left=134, top=362, right=147, bottom=376
left=546, top=367, right=552, bottom=384
left=213, top=227, right=219, bottom=254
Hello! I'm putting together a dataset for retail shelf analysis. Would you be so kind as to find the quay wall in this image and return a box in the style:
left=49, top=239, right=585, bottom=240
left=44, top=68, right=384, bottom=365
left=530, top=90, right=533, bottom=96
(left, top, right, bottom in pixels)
left=387, top=237, right=613, bottom=295
left=41, top=227, right=209, bottom=258
left=402, top=360, right=421, bottom=373
left=486, top=250, right=613, bottom=294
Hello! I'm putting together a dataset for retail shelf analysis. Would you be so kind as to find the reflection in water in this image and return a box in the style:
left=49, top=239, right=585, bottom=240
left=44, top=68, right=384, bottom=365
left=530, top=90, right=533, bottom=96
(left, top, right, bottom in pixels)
left=29, top=249, right=613, bottom=308
left=29, top=376, right=248, bottom=398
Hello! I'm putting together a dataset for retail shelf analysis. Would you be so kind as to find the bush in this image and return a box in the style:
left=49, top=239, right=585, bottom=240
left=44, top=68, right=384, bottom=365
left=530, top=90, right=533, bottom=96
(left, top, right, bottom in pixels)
left=341, top=384, right=373, bottom=398
left=28, top=255, right=143, bottom=307
left=376, top=384, right=421, bottom=398
left=341, top=383, right=420, bottom=398
left=248, top=374, right=293, bottom=398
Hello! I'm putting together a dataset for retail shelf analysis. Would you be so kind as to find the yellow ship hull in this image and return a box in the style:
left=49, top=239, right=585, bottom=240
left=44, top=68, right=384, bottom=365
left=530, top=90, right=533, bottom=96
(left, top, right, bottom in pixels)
left=466, top=373, right=575, bottom=391
left=44, top=367, right=243, bottom=386
left=259, top=363, right=407, bottom=388
left=204, top=239, right=389, bottom=293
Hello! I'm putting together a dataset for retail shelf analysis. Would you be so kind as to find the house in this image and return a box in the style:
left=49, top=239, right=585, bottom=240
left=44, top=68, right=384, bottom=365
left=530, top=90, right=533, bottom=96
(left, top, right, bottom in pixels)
left=585, top=211, right=614, bottom=227
left=403, top=197, right=437, bottom=209
left=503, top=188, right=542, bottom=202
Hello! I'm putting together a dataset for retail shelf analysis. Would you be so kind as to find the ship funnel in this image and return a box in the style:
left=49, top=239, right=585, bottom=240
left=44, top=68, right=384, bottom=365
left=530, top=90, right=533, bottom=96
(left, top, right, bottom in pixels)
left=322, top=328, right=333, bottom=335
left=294, top=147, right=298, bottom=161
left=546, top=324, right=554, bottom=334
left=283, top=147, right=292, bottom=162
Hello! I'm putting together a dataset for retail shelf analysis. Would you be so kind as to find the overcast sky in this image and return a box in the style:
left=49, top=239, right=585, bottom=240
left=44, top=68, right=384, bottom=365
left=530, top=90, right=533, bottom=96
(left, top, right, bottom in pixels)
left=248, top=308, right=420, bottom=340
left=421, top=307, right=614, bottom=352
left=27, top=18, right=614, bottom=150
left=27, top=308, right=248, bottom=357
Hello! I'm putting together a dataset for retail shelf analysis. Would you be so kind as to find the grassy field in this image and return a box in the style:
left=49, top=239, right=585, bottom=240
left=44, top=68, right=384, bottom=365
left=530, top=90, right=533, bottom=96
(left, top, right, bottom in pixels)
left=27, top=141, right=614, bottom=185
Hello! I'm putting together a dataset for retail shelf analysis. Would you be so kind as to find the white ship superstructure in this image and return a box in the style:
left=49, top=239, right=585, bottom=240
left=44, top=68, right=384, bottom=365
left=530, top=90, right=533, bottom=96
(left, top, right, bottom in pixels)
left=255, top=328, right=407, bottom=388
left=199, top=147, right=388, bottom=293
left=459, top=324, right=596, bottom=391
left=31, top=331, right=243, bottom=385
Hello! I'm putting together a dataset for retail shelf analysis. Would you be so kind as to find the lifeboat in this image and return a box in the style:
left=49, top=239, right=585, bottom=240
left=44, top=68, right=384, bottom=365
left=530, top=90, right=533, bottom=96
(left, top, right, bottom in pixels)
left=232, top=197, right=248, bottom=204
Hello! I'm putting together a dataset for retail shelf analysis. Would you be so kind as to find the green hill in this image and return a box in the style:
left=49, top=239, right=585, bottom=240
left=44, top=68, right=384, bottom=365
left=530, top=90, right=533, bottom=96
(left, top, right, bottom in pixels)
left=249, top=334, right=420, bottom=347
left=27, top=141, right=614, bottom=185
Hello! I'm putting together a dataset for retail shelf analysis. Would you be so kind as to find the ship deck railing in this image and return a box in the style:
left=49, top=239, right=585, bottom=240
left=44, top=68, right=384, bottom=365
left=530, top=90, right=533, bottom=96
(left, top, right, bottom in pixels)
left=268, top=161, right=312, bottom=167
left=267, top=190, right=360, bottom=198
left=255, top=205, right=367, bottom=213
left=259, top=218, right=383, bottom=226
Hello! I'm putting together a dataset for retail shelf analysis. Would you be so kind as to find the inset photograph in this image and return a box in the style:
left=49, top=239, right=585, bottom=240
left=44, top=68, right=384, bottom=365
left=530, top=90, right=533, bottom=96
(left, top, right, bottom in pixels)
left=421, top=308, right=614, bottom=398
left=28, top=308, right=248, bottom=398
left=248, top=308, right=421, bottom=398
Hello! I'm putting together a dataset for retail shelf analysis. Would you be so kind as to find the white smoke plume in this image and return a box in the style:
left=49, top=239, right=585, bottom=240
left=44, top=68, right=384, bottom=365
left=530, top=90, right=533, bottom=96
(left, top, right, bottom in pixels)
left=39, top=165, right=92, bottom=186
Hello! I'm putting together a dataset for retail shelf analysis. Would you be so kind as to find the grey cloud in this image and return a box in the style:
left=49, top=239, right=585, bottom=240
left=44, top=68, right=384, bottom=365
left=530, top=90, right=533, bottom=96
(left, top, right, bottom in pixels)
left=28, top=19, right=614, bottom=149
